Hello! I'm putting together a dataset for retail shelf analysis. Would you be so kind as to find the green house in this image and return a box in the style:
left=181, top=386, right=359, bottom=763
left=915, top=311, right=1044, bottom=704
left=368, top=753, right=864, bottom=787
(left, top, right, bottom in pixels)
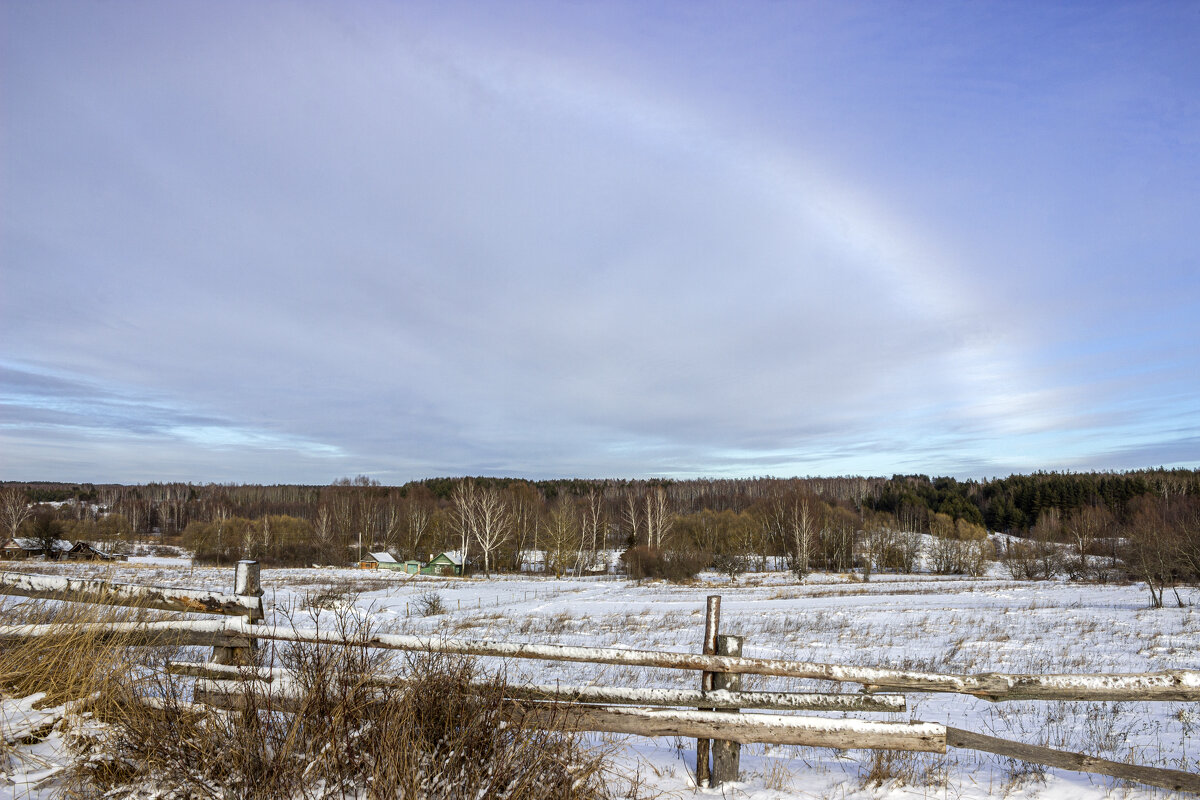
left=420, top=552, right=463, bottom=576
left=402, top=560, right=423, bottom=574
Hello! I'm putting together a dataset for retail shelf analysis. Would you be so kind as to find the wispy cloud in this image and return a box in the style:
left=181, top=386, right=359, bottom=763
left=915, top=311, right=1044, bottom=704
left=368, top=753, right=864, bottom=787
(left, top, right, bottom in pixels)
left=2, top=1, right=1197, bottom=482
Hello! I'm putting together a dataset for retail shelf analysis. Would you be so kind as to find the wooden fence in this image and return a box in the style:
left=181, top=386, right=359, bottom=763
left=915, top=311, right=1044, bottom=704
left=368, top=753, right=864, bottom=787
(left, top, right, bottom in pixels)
left=1, top=564, right=1197, bottom=793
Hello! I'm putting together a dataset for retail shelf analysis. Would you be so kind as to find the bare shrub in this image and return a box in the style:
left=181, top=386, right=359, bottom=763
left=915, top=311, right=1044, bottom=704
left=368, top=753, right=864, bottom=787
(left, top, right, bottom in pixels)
left=711, top=551, right=748, bottom=583
left=931, top=537, right=993, bottom=576
left=414, top=589, right=447, bottom=616
left=1001, top=537, right=1063, bottom=580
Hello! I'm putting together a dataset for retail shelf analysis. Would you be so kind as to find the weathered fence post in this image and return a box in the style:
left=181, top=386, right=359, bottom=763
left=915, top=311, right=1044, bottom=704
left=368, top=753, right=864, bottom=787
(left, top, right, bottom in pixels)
left=696, top=595, right=721, bottom=787
left=711, top=633, right=743, bottom=785
left=212, top=560, right=262, bottom=665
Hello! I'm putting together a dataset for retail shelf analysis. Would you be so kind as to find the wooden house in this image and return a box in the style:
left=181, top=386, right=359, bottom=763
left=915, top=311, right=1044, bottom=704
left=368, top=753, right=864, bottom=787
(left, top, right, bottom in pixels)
left=2, top=538, right=72, bottom=560
left=358, top=552, right=404, bottom=570
left=419, top=552, right=463, bottom=576
left=402, top=560, right=423, bottom=574
left=66, top=541, right=122, bottom=561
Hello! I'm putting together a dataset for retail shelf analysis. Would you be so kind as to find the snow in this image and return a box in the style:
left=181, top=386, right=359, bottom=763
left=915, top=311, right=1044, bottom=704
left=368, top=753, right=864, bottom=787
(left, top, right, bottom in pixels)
left=2, top=560, right=1197, bottom=798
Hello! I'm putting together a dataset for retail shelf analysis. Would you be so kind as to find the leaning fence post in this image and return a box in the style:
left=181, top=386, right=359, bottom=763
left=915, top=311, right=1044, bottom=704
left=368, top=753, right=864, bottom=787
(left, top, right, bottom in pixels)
left=696, top=595, right=721, bottom=787
left=711, top=633, right=743, bottom=786
left=212, top=560, right=262, bottom=665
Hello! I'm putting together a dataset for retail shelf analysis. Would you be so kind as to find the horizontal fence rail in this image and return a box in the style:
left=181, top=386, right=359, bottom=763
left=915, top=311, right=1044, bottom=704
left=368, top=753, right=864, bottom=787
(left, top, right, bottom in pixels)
left=205, top=618, right=1200, bottom=703
left=945, top=727, right=1200, bottom=794
left=165, top=660, right=907, bottom=712
left=0, top=620, right=251, bottom=649
left=7, top=618, right=1200, bottom=705
left=188, top=677, right=946, bottom=752
left=7, top=615, right=1199, bottom=702
left=0, top=571, right=262, bottom=620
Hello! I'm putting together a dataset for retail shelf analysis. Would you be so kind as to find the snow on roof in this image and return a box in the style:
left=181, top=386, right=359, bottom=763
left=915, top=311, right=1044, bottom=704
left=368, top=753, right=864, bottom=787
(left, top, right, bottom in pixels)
left=8, top=538, right=72, bottom=551
left=367, top=552, right=397, bottom=563
left=436, top=551, right=463, bottom=565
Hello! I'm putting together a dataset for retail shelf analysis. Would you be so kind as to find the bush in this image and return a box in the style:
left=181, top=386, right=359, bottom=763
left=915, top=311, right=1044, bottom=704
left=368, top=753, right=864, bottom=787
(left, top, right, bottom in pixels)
left=414, top=590, right=446, bottom=616
left=620, top=546, right=708, bottom=582
left=712, top=551, right=749, bottom=583
left=620, top=546, right=660, bottom=580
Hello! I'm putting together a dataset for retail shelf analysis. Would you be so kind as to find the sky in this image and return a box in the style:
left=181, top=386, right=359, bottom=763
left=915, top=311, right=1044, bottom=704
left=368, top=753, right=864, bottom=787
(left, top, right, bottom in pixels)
left=2, top=1, right=1198, bottom=485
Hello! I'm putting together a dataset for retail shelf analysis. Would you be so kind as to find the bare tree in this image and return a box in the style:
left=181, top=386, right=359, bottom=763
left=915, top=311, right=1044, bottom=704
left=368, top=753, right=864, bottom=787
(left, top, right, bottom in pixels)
left=381, top=500, right=403, bottom=552
left=767, top=490, right=820, bottom=581
left=29, top=511, right=64, bottom=559
left=405, top=503, right=431, bottom=561
left=645, top=486, right=673, bottom=549
left=581, top=489, right=606, bottom=571
left=329, top=490, right=356, bottom=552
left=313, top=505, right=334, bottom=555
left=1065, top=504, right=1114, bottom=580
left=473, top=486, right=512, bottom=577
left=0, top=487, right=30, bottom=539
left=544, top=495, right=579, bottom=578
left=623, top=494, right=641, bottom=549
left=507, top=483, right=541, bottom=572
left=1124, top=496, right=1191, bottom=608
left=450, top=480, right=479, bottom=574
left=358, top=492, right=382, bottom=558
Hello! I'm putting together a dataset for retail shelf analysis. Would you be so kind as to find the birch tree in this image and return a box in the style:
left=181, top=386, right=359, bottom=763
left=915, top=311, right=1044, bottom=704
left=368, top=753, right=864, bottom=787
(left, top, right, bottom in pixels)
left=0, top=487, right=30, bottom=539
left=473, top=486, right=512, bottom=577
left=450, top=480, right=479, bottom=575
left=767, top=490, right=820, bottom=581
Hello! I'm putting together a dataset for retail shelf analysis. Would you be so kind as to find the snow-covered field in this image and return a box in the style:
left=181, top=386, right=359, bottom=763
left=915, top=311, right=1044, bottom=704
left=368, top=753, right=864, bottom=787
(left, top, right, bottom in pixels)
left=2, top=559, right=1197, bottom=799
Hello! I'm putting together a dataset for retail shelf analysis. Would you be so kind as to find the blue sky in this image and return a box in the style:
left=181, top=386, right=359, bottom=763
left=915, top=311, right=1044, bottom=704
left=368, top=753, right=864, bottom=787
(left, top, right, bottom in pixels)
left=2, top=1, right=1198, bottom=484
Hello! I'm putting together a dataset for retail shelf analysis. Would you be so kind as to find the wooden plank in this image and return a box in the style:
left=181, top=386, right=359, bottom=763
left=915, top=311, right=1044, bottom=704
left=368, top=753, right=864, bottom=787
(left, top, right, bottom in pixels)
left=0, top=620, right=247, bottom=649
left=165, top=660, right=906, bottom=711
left=0, top=571, right=262, bottom=620
left=190, top=678, right=947, bottom=752
left=218, top=618, right=1200, bottom=702
left=947, top=726, right=1200, bottom=794
left=519, top=704, right=947, bottom=752
left=503, top=684, right=907, bottom=712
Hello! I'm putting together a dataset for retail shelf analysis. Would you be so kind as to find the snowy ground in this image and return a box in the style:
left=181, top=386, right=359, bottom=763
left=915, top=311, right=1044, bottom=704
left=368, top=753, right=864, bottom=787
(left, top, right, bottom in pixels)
left=2, top=558, right=1197, bottom=799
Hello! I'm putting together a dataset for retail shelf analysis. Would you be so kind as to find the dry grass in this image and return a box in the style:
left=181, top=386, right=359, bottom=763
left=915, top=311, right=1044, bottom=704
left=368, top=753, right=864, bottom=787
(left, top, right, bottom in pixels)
left=0, top=598, right=171, bottom=709
left=63, top=610, right=628, bottom=800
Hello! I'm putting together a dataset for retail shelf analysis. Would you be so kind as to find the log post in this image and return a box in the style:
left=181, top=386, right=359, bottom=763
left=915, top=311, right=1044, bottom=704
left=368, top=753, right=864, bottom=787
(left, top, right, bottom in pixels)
left=213, top=561, right=262, bottom=665
left=696, top=595, right=721, bottom=787
left=712, top=633, right=743, bottom=785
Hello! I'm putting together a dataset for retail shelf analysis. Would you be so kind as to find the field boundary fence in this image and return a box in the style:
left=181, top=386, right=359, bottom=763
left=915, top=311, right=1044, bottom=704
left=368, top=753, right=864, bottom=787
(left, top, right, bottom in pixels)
left=1, top=564, right=1197, bottom=793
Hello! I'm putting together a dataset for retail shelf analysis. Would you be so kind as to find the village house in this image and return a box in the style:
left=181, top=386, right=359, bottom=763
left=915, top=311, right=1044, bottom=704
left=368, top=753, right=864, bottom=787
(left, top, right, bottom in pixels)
left=65, top=541, right=123, bottom=561
left=1, top=538, right=72, bottom=560
left=357, top=551, right=405, bottom=570
left=419, top=552, right=463, bottom=576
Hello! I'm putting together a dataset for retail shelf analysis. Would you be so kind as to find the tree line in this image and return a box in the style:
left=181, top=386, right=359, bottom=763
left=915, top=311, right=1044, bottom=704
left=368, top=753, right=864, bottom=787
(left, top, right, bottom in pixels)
left=1, top=470, right=1197, bottom=602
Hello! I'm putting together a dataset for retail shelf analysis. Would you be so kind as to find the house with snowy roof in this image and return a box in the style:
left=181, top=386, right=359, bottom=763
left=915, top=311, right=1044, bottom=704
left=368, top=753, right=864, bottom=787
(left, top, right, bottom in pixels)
left=2, top=538, right=72, bottom=560
left=358, top=551, right=405, bottom=570
left=419, top=551, right=463, bottom=576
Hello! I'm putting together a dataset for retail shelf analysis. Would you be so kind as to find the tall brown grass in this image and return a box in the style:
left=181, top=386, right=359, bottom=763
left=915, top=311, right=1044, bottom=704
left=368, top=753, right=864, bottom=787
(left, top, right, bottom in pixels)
left=0, top=597, right=173, bottom=720
left=62, top=608, right=624, bottom=800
